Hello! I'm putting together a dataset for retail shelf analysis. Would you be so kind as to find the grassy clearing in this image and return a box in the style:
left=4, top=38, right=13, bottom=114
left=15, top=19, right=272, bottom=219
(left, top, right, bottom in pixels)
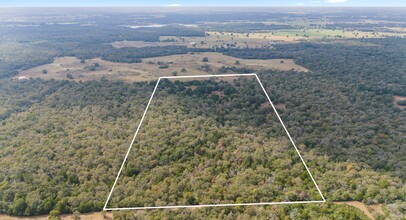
left=110, top=28, right=406, bottom=50
left=158, top=31, right=282, bottom=48
left=17, top=52, right=308, bottom=82
left=18, top=56, right=151, bottom=82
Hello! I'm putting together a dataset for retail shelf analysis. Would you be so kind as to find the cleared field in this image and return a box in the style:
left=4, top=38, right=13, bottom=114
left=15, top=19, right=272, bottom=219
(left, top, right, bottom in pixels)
left=112, top=31, right=292, bottom=50
left=158, top=32, right=282, bottom=48
left=17, top=56, right=152, bottom=82
left=17, top=52, right=308, bottom=82
left=143, top=52, right=308, bottom=72
left=111, top=28, right=406, bottom=50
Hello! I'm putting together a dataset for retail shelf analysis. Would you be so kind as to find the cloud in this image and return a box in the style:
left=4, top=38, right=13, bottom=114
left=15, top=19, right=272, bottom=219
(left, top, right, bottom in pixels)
left=296, top=2, right=304, bottom=6
left=325, top=0, right=348, bottom=3
left=165, top=3, right=182, bottom=7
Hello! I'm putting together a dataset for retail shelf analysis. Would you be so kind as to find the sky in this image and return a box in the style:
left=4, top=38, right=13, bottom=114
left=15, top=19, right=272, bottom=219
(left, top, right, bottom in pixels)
left=1, top=0, right=406, bottom=7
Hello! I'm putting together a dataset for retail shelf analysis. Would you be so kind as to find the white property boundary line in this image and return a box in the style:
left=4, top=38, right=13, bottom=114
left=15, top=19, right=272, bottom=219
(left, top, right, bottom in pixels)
left=103, top=73, right=326, bottom=211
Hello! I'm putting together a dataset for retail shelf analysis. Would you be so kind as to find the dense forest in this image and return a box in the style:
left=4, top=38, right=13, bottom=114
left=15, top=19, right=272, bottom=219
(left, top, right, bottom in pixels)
left=223, top=38, right=406, bottom=177
left=0, top=77, right=404, bottom=219
left=108, top=78, right=323, bottom=208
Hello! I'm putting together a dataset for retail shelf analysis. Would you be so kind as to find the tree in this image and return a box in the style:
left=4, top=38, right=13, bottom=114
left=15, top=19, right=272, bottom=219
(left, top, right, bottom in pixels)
left=48, top=210, right=61, bottom=220
left=202, top=57, right=209, bottom=62
left=397, top=100, right=406, bottom=106
left=55, top=198, right=69, bottom=214
left=12, top=198, right=27, bottom=216
left=42, top=69, right=48, bottom=74
left=159, top=64, right=169, bottom=69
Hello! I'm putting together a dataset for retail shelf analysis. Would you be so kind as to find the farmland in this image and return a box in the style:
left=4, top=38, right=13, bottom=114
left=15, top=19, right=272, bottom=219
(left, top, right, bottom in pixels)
left=110, top=28, right=406, bottom=50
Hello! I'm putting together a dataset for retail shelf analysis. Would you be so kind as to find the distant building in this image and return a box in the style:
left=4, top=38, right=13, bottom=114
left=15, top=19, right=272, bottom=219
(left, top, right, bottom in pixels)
left=17, top=76, right=29, bottom=80
left=189, top=42, right=197, bottom=46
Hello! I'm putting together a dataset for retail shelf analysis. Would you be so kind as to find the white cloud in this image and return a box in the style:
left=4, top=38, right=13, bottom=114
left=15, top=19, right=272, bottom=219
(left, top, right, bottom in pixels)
left=165, top=3, right=182, bottom=7
left=325, top=0, right=348, bottom=3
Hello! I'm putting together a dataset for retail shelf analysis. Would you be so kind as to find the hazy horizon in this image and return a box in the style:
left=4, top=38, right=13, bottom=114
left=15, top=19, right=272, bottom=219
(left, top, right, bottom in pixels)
left=2, top=0, right=406, bottom=7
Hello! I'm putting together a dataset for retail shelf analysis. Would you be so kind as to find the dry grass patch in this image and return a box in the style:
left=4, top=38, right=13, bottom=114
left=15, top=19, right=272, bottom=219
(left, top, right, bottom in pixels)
left=143, top=52, right=308, bottom=72
left=369, top=204, right=384, bottom=216
left=0, top=212, right=112, bottom=220
left=17, top=56, right=152, bottom=82
left=17, top=53, right=308, bottom=82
